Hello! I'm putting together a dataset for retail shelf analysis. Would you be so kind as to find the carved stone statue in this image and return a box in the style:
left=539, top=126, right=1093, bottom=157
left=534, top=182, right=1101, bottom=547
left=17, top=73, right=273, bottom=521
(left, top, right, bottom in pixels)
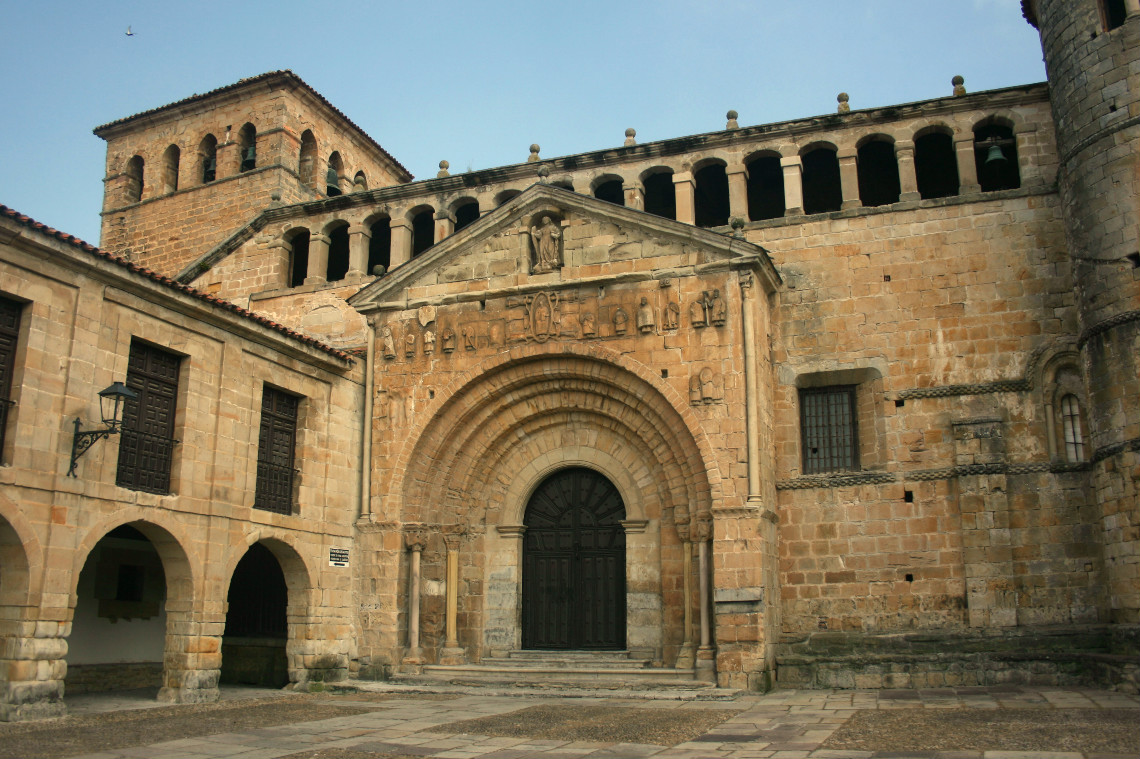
left=689, top=375, right=702, bottom=405
left=690, top=294, right=708, bottom=328
left=404, top=331, right=417, bottom=357
left=710, top=288, right=727, bottom=326
left=424, top=329, right=436, bottom=354
left=529, top=216, right=562, bottom=273
left=440, top=328, right=456, bottom=353
left=462, top=325, right=476, bottom=351
left=613, top=307, right=629, bottom=335
left=580, top=312, right=596, bottom=337
left=664, top=301, right=680, bottom=330
left=636, top=297, right=655, bottom=334
left=700, top=367, right=717, bottom=401
left=380, top=326, right=396, bottom=359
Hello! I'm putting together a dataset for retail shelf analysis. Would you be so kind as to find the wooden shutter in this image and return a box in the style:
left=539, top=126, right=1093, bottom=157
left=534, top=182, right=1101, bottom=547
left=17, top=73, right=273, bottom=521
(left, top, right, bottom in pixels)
left=254, top=386, right=299, bottom=514
left=116, top=341, right=180, bottom=494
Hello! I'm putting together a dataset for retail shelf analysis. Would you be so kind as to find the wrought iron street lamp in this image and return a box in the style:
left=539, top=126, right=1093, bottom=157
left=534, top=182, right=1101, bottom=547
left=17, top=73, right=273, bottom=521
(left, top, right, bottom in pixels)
left=67, top=381, right=137, bottom=477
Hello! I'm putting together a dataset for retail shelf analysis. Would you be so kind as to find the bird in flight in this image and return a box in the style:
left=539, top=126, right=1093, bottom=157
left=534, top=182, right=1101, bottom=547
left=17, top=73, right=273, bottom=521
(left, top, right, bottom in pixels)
left=125, top=26, right=134, bottom=36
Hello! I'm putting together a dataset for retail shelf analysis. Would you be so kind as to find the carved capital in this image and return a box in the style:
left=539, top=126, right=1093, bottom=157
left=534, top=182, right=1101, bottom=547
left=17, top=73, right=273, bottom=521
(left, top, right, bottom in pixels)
left=404, top=529, right=427, bottom=551
left=675, top=522, right=691, bottom=543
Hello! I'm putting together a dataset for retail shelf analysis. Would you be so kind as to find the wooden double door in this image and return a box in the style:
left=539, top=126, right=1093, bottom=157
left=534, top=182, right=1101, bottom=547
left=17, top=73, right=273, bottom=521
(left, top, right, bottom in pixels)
left=522, top=467, right=626, bottom=649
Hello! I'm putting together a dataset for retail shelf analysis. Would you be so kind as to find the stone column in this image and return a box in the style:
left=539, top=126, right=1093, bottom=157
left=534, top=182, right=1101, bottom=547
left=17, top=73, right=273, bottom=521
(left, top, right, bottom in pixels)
left=439, top=530, right=466, bottom=665
left=838, top=148, right=861, bottom=209
left=434, top=210, right=454, bottom=244
left=673, top=171, right=696, bottom=224
left=266, top=239, right=291, bottom=286
left=157, top=614, right=222, bottom=704
left=780, top=157, right=804, bottom=216
left=674, top=523, right=695, bottom=670
left=955, top=136, right=981, bottom=193
left=346, top=224, right=370, bottom=280
left=726, top=164, right=749, bottom=222
left=402, top=531, right=426, bottom=666
left=304, top=232, right=329, bottom=286
left=740, top=273, right=763, bottom=508
left=389, top=219, right=412, bottom=270
left=895, top=140, right=921, bottom=202
left=695, top=517, right=716, bottom=682
left=623, top=181, right=644, bottom=211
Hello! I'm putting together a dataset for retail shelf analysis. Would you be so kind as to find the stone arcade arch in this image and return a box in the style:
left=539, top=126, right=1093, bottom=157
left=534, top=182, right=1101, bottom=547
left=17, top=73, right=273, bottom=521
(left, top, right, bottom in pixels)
left=65, top=518, right=200, bottom=705
left=389, top=344, right=719, bottom=667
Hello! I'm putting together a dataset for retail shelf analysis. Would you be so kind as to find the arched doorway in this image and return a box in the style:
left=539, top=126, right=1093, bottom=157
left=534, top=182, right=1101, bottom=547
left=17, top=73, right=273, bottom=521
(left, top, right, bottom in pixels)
left=221, top=543, right=288, bottom=688
left=522, top=467, right=626, bottom=650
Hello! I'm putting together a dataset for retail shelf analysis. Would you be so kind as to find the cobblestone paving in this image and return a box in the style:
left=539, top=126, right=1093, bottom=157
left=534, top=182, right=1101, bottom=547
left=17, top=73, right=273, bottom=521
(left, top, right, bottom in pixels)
left=4, top=685, right=1134, bottom=759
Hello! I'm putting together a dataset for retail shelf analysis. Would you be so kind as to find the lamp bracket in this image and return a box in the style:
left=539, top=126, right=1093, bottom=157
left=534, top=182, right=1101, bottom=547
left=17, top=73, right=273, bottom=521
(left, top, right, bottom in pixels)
left=67, top=417, right=118, bottom=478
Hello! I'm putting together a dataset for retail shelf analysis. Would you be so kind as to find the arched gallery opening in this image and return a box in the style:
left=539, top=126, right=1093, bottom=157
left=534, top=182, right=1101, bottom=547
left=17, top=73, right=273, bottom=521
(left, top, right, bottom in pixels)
left=66, top=525, right=168, bottom=694
left=220, top=542, right=289, bottom=688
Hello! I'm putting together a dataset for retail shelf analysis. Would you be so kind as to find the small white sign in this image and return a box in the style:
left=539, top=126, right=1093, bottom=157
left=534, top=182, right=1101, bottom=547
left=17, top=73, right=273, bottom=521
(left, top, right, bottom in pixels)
left=329, top=548, right=349, bottom=567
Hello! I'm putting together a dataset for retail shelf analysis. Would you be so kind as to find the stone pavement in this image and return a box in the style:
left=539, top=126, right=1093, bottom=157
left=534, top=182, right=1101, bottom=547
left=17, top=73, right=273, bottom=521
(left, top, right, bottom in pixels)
left=53, top=685, right=1140, bottom=759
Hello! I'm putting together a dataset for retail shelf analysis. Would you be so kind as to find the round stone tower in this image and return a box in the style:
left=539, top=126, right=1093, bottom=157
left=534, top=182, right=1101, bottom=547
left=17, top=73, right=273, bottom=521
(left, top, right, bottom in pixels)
left=1023, top=0, right=1140, bottom=624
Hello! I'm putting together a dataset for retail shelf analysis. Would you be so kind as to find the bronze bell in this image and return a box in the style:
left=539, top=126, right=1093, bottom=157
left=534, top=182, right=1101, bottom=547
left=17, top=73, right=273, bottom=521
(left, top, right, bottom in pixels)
left=984, top=144, right=1007, bottom=166
left=240, top=146, right=256, bottom=171
left=203, top=157, right=216, bottom=182
left=326, top=166, right=341, bottom=195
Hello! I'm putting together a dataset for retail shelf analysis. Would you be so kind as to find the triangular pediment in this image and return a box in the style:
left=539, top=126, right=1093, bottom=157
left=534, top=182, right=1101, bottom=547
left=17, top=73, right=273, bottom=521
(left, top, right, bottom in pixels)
left=349, top=184, right=780, bottom=311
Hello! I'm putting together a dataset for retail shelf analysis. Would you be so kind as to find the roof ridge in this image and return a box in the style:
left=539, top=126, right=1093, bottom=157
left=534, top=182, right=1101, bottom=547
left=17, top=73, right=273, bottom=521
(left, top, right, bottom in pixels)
left=91, top=70, right=411, bottom=181
left=0, top=203, right=353, bottom=362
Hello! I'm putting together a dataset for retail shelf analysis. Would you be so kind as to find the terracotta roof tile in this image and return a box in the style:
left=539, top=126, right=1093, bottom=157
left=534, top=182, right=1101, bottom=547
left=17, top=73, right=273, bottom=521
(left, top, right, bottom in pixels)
left=92, top=70, right=411, bottom=181
left=0, top=204, right=354, bottom=363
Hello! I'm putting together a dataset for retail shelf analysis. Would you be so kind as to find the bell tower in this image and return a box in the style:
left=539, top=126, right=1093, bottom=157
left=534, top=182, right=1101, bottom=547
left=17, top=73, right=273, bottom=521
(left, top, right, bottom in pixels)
left=1022, top=0, right=1140, bottom=623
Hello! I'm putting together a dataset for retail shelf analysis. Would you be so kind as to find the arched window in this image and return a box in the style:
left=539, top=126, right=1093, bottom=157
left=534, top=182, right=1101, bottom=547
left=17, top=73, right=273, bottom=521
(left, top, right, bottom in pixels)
left=161, top=145, right=179, bottom=194
left=1060, top=394, right=1085, bottom=462
left=593, top=178, right=624, bottom=206
left=125, top=155, right=144, bottom=203
left=801, top=147, right=842, bottom=214
left=326, top=223, right=350, bottom=282
left=856, top=139, right=900, bottom=207
left=238, top=123, right=256, bottom=172
left=367, top=217, right=391, bottom=275
left=326, top=152, right=343, bottom=197
left=287, top=229, right=310, bottom=288
left=694, top=163, right=730, bottom=227
left=353, top=171, right=367, bottom=192
left=410, top=207, right=434, bottom=257
left=745, top=154, right=784, bottom=221
left=454, top=199, right=479, bottom=232
left=495, top=189, right=521, bottom=207
left=1102, top=0, right=1128, bottom=30
left=643, top=170, right=676, bottom=220
left=914, top=130, right=959, bottom=199
left=974, top=121, right=1020, bottom=192
left=298, top=130, right=317, bottom=189
left=199, top=134, right=218, bottom=184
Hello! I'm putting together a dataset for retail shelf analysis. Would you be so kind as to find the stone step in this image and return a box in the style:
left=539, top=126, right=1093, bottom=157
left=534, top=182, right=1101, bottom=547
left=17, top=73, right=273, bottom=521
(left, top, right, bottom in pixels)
left=480, top=656, right=653, bottom=670
left=500, top=649, right=636, bottom=660
left=416, top=664, right=695, bottom=682
left=344, top=678, right=739, bottom=701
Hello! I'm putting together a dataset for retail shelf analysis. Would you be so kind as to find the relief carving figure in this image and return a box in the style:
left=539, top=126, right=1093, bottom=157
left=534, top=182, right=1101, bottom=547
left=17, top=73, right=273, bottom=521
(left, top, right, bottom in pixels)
left=690, top=294, right=708, bottom=328
left=580, top=312, right=596, bottom=337
left=440, top=328, right=456, bottom=353
left=380, top=326, right=396, bottom=359
left=700, top=367, right=718, bottom=402
left=710, top=288, right=727, bottom=326
left=405, top=331, right=417, bottom=357
left=529, top=216, right=562, bottom=273
left=690, top=367, right=722, bottom=404
left=664, top=301, right=680, bottom=330
left=423, top=329, right=436, bottom=354
left=613, top=307, right=629, bottom=335
left=689, top=375, right=702, bottom=405
left=462, top=325, right=477, bottom=351
left=528, top=292, right=557, bottom=342
left=636, top=297, right=655, bottom=334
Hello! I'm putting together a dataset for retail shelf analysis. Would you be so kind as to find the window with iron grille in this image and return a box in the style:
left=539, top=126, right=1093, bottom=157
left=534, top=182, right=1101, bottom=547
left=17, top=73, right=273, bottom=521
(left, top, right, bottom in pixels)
left=800, top=385, right=859, bottom=474
left=0, top=296, right=22, bottom=460
left=116, top=340, right=180, bottom=494
left=254, top=386, right=299, bottom=514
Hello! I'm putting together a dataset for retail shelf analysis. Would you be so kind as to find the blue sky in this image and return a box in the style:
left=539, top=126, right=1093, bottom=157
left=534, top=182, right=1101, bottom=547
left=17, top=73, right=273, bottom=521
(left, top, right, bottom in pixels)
left=0, top=0, right=1045, bottom=245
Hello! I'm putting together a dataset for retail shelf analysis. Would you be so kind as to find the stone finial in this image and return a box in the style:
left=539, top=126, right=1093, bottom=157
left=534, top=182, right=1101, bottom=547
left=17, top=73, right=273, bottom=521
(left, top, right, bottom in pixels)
left=437, top=160, right=450, bottom=178
left=837, top=93, right=850, bottom=114
left=726, top=110, right=739, bottom=130
left=527, top=144, right=541, bottom=162
left=537, top=165, right=551, bottom=183
left=952, top=75, right=966, bottom=97
left=624, top=128, right=637, bottom=147
left=730, top=217, right=745, bottom=237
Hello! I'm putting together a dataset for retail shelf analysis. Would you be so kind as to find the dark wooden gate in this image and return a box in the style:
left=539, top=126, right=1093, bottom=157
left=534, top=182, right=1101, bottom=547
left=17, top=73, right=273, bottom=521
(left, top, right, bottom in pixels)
left=522, top=467, right=626, bottom=649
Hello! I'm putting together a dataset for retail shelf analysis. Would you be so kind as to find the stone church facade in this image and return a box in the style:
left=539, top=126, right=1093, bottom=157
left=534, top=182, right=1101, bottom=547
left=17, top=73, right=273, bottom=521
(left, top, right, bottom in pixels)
left=0, top=0, right=1137, bottom=720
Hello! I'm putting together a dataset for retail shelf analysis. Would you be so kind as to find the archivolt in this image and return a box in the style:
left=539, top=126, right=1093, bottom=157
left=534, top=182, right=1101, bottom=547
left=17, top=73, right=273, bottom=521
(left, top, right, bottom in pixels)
left=392, top=343, right=720, bottom=531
